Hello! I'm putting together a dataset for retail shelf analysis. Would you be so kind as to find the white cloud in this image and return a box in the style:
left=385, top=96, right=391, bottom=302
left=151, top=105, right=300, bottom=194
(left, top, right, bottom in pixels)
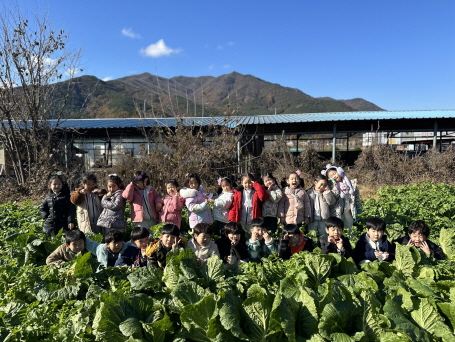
left=30, top=56, right=57, bottom=70
left=29, top=55, right=59, bottom=78
left=122, top=28, right=141, bottom=39
left=208, top=64, right=215, bottom=70
left=227, top=41, right=234, bottom=46
left=102, top=76, right=113, bottom=81
left=217, top=45, right=224, bottom=50
left=140, top=39, right=181, bottom=58
left=223, top=64, right=231, bottom=69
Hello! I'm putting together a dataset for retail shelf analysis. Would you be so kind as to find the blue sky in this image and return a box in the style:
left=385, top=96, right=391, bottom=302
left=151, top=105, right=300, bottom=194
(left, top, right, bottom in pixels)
left=10, top=0, right=455, bottom=110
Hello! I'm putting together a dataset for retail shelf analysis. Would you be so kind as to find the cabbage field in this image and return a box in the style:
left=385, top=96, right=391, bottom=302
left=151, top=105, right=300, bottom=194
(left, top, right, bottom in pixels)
left=1, top=183, right=455, bottom=341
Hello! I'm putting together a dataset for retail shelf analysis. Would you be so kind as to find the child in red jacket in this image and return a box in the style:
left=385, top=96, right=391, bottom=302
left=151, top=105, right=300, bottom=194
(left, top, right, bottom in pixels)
left=228, top=173, right=269, bottom=232
left=160, top=179, right=185, bottom=228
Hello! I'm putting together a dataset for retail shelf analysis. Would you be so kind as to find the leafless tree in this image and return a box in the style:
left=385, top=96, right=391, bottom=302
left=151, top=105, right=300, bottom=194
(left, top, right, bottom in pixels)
left=0, top=8, right=82, bottom=186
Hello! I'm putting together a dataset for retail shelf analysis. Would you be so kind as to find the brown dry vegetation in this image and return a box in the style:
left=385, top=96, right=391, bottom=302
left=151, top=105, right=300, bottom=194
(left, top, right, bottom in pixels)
left=1, top=128, right=454, bottom=203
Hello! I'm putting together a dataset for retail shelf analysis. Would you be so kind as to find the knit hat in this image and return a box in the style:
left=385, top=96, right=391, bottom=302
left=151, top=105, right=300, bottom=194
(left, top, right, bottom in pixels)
left=321, top=164, right=355, bottom=198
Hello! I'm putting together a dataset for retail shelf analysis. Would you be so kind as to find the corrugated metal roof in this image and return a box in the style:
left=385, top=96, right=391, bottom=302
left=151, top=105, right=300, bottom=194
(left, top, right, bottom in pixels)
left=51, top=110, right=455, bottom=129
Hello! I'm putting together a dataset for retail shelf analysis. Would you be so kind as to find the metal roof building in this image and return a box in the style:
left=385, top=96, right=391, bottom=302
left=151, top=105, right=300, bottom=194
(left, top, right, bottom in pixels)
left=52, top=110, right=455, bottom=168
left=52, top=109, right=455, bottom=134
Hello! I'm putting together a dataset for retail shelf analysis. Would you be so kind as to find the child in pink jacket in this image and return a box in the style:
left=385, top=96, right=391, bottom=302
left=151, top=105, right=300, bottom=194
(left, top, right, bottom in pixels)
left=123, top=171, right=163, bottom=229
left=160, top=179, right=185, bottom=228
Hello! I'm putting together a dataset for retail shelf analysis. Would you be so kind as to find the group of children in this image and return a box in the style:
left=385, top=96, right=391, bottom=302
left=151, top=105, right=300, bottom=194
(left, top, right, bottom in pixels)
left=43, top=165, right=445, bottom=269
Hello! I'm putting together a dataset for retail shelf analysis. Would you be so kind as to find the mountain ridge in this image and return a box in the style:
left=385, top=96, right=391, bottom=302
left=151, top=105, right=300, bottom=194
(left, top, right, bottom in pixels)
left=62, top=71, right=384, bottom=118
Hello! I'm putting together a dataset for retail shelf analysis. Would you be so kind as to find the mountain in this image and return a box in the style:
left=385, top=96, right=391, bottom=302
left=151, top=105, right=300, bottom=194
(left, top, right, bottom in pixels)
left=61, top=72, right=384, bottom=118
left=339, top=98, right=384, bottom=111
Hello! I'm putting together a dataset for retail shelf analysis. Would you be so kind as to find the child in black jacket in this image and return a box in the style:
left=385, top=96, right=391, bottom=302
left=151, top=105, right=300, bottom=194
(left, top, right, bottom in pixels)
left=215, top=222, right=249, bottom=271
left=394, top=220, right=444, bottom=260
left=353, top=217, right=395, bottom=265
left=278, top=223, right=314, bottom=260
left=40, top=175, right=76, bottom=235
left=319, top=217, right=353, bottom=258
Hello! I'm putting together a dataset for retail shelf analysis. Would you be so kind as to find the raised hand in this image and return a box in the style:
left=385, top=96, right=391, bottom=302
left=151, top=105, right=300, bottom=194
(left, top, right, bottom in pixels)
left=172, top=238, right=181, bottom=250
left=335, top=237, right=343, bottom=250
left=420, top=241, right=431, bottom=254
left=263, top=230, right=272, bottom=243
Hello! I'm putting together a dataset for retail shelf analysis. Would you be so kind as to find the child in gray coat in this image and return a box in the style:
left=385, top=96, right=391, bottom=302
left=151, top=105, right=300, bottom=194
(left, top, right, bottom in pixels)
left=307, top=175, right=336, bottom=235
left=97, top=174, right=127, bottom=238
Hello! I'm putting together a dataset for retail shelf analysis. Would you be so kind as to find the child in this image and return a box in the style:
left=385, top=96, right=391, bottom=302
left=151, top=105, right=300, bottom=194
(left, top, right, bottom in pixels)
left=145, top=223, right=187, bottom=269
left=70, top=173, right=106, bottom=234
left=187, top=223, right=220, bottom=266
left=179, top=173, right=213, bottom=230
left=46, top=229, right=87, bottom=265
left=85, top=230, right=135, bottom=269
left=260, top=172, right=282, bottom=233
left=228, top=173, right=269, bottom=232
left=123, top=171, right=163, bottom=229
left=115, top=226, right=150, bottom=267
left=209, top=177, right=235, bottom=235
left=321, top=164, right=362, bottom=231
left=278, top=223, right=314, bottom=260
left=394, top=220, right=444, bottom=260
left=307, top=175, right=336, bottom=235
left=247, top=217, right=277, bottom=263
left=319, top=217, right=353, bottom=258
left=278, top=170, right=311, bottom=226
left=97, top=174, right=127, bottom=237
left=40, top=175, right=76, bottom=235
left=160, top=179, right=185, bottom=228
left=353, top=217, right=395, bottom=264
left=215, top=221, right=249, bottom=271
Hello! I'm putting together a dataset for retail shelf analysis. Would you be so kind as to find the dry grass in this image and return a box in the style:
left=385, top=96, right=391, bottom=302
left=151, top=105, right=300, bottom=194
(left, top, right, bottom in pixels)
left=2, top=132, right=455, bottom=204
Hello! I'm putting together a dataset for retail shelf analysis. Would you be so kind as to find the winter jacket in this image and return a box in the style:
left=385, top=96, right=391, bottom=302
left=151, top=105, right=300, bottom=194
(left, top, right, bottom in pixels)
left=180, top=187, right=213, bottom=229
left=187, top=238, right=220, bottom=263
left=40, top=190, right=76, bottom=234
left=319, top=234, right=353, bottom=259
left=353, top=233, right=396, bottom=264
left=247, top=237, right=277, bottom=262
left=215, top=236, right=249, bottom=271
left=145, top=238, right=188, bottom=269
left=328, top=178, right=362, bottom=221
left=228, top=183, right=269, bottom=223
left=278, top=186, right=311, bottom=225
left=46, top=244, right=88, bottom=265
left=70, top=187, right=105, bottom=234
left=97, top=190, right=127, bottom=230
left=160, top=194, right=185, bottom=228
left=278, top=232, right=314, bottom=260
left=394, top=236, right=444, bottom=260
left=84, top=237, right=134, bottom=269
left=307, top=188, right=336, bottom=221
left=114, top=245, right=145, bottom=267
left=123, top=184, right=163, bottom=223
left=212, top=191, right=234, bottom=223
left=262, top=185, right=283, bottom=218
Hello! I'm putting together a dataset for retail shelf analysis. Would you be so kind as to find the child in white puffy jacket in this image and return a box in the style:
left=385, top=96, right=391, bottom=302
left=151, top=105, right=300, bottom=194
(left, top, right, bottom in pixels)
left=209, top=177, right=234, bottom=235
